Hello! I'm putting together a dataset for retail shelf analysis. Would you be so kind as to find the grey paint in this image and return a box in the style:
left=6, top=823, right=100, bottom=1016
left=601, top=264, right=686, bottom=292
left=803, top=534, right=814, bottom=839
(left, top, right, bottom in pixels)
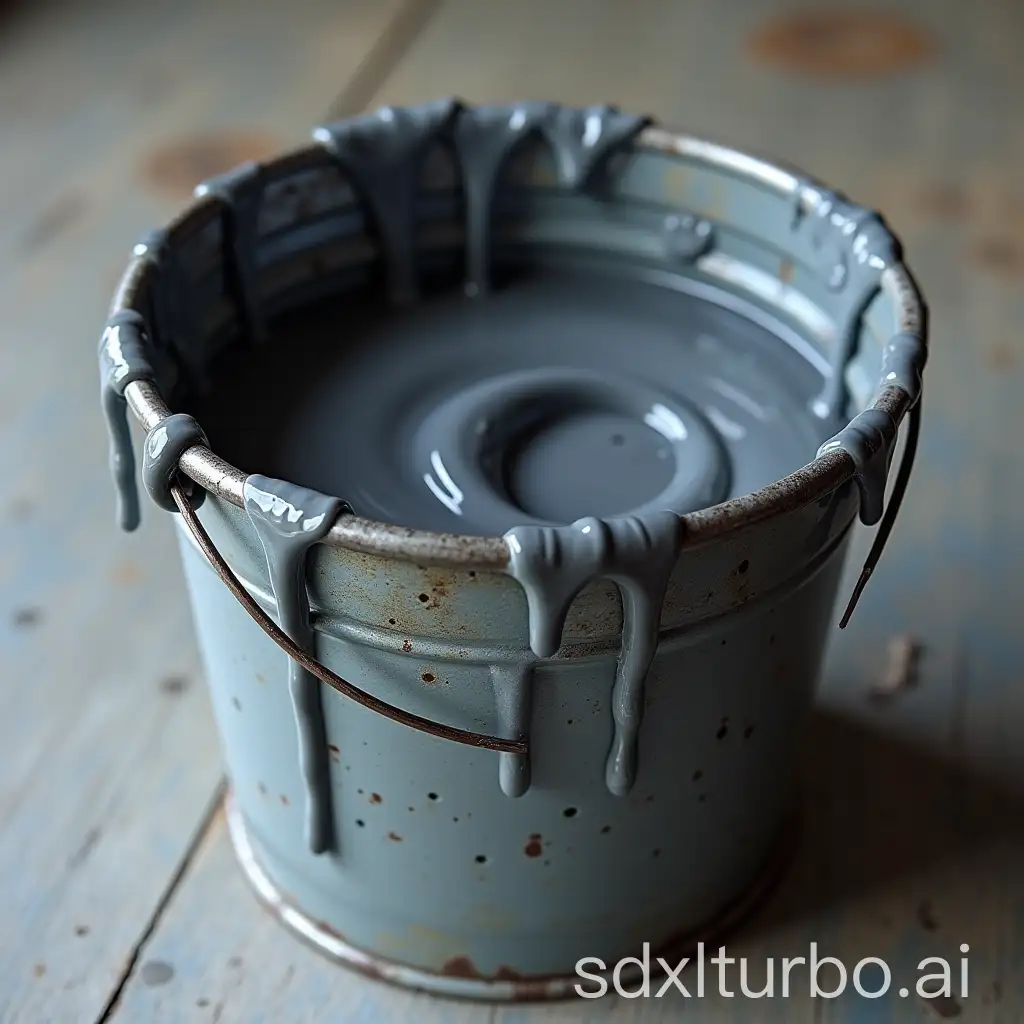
left=141, top=413, right=208, bottom=514
left=242, top=475, right=343, bottom=855
left=817, top=408, right=897, bottom=527
left=98, top=309, right=153, bottom=531
left=196, top=163, right=269, bottom=347
left=506, top=512, right=683, bottom=796
left=489, top=662, right=533, bottom=798
left=790, top=184, right=899, bottom=420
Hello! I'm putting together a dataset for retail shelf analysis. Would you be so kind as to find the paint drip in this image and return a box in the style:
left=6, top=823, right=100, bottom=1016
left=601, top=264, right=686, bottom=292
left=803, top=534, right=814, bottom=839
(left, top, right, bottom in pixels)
left=243, top=475, right=343, bottom=854
left=506, top=512, right=684, bottom=795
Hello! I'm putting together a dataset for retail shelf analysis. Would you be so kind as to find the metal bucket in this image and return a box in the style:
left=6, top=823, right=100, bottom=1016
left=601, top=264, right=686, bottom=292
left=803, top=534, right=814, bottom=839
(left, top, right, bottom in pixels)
left=99, top=101, right=926, bottom=1000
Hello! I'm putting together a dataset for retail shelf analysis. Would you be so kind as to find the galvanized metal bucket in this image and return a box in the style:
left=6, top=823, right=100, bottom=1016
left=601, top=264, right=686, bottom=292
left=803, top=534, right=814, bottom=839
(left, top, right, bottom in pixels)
left=100, top=101, right=926, bottom=1000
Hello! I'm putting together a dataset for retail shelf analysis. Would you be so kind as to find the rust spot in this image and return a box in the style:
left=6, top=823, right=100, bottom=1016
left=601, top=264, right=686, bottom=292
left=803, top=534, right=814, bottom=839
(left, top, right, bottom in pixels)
left=388, top=618, right=397, bottom=625
left=112, top=559, right=142, bottom=586
left=778, top=258, right=795, bottom=284
left=749, top=12, right=934, bottom=80
left=280, top=794, right=289, bottom=805
left=524, top=833, right=543, bottom=858
left=917, top=183, right=968, bottom=220
left=20, top=191, right=89, bottom=253
left=402, top=639, right=413, bottom=652
left=141, top=132, right=281, bottom=200
left=986, top=344, right=1017, bottom=371
left=442, top=955, right=478, bottom=978
left=418, top=592, right=430, bottom=603
left=917, top=900, right=938, bottom=931
left=387, top=831, right=403, bottom=842
left=971, top=236, right=1024, bottom=279
left=369, top=793, right=382, bottom=804
left=421, top=672, right=436, bottom=683
left=159, top=674, right=189, bottom=695
left=327, top=744, right=340, bottom=761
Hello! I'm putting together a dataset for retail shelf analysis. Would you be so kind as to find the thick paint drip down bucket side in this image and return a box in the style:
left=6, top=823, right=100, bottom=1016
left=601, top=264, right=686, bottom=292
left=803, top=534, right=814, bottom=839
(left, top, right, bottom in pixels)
left=100, top=101, right=926, bottom=1000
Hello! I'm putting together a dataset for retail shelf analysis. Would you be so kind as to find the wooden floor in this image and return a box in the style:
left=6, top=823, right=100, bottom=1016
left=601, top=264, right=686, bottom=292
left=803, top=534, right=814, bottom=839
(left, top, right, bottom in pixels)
left=1, top=0, right=1021, bottom=1020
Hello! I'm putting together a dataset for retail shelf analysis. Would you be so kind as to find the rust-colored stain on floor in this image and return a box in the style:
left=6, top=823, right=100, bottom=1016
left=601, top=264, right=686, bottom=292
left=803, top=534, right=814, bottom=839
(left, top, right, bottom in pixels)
left=140, top=132, right=282, bottom=200
left=748, top=12, right=935, bottom=79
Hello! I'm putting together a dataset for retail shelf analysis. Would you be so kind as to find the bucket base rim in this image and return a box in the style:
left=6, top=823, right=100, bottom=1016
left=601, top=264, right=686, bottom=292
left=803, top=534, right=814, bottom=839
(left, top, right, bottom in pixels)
left=224, top=787, right=798, bottom=1003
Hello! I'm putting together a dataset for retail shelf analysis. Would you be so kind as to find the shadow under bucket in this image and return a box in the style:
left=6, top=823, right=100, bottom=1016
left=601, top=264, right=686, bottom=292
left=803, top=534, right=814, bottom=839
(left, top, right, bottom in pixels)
left=99, top=100, right=926, bottom=1000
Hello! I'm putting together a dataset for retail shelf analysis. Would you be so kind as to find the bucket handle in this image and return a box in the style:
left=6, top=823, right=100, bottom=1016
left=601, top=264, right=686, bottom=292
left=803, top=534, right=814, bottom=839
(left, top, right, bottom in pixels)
left=838, top=394, right=923, bottom=628
left=169, top=482, right=527, bottom=756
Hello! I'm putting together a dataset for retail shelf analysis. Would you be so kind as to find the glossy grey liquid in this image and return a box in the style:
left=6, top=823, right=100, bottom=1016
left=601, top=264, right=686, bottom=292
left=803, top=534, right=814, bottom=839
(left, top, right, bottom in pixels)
left=191, top=265, right=833, bottom=538
left=243, top=476, right=343, bottom=854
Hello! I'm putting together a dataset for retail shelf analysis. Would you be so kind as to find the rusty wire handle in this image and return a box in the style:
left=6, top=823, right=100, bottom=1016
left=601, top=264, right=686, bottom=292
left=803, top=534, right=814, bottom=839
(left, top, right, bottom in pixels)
left=838, top=393, right=922, bottom=629
left=169, top=482, right=527, bottom=755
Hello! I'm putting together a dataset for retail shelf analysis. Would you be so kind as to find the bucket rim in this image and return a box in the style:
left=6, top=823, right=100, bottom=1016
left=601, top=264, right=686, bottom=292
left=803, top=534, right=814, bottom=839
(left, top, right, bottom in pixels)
left=114, top=120, right=927, bottom=570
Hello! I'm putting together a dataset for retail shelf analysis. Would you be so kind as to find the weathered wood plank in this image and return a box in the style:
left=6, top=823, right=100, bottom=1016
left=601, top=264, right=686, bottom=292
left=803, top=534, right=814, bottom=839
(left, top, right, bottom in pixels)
left=54, top=0, right=1024, bottom=1020
left=0, top=2, right=406, bottom=1022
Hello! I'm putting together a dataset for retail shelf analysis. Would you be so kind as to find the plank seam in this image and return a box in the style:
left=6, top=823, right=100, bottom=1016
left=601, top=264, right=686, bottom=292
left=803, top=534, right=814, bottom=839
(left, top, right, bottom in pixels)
left=93, top=777, right=227, bottom=1024
left=324, top=0, right=443, bottom=119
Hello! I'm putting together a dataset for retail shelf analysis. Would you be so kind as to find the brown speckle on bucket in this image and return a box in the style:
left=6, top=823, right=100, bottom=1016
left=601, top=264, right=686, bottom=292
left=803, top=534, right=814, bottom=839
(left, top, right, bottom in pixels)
left=370, top=793, right=382, bottom=804
left=524, top=834, right=543, bottom=858
left=74, top=924, right=89, bottom=937
left=402, top=639, right=413, bottom=652
left=387, top=831, right=403, bottom=842
left=744, top=725, right=755, bottom=739
left=421, top=671, right=436, bottom=683
left=748, top=12, right=935, bottom=80
left=692, top=769, right=703, bottom=781
left=327, top=744, right=340, bottom=761
left=231, top=696, right=242, bottom=711
left=279, top=794, right=289, bottom=806
left=717, top=724, right=729, bottom=740
left=258, top=783, right=267, bottom=796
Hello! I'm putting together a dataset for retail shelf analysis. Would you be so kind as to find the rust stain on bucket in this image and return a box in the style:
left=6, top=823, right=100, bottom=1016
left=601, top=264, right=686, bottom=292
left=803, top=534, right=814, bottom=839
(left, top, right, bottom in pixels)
left=141, top=132, right=282, bottom=200
left=748, top=12, right=935, bottom=79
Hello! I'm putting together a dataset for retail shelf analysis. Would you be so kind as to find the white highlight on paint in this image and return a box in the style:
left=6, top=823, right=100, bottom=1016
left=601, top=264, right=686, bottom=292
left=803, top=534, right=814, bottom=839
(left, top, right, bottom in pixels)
left=709, top=378, right=769, bottom=421
left=509, top=109, right=527, bottom=131
left=147, top=424, right=168, bottom=458
left=644, top=404, right=688, bottom=441
left=507, top=534, right=523, bottom=555
left=378, top=106, right=395, bottom=122
left=423, top=450, right=464, bottom=516
left=583, top=114, right=603, bottom=148
left=581, top=524, right=592, bottom=534
left=243, top=481, right=325, bottom=531
left=705, top=405, right=747, bottom=441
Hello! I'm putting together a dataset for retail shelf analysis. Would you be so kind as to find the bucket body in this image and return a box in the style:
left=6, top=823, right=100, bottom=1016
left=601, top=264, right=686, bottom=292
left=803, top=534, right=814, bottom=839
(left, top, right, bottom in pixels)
left=178, top=478, right=855, bottom=991
left=102, top=101, right=925, bottom=999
